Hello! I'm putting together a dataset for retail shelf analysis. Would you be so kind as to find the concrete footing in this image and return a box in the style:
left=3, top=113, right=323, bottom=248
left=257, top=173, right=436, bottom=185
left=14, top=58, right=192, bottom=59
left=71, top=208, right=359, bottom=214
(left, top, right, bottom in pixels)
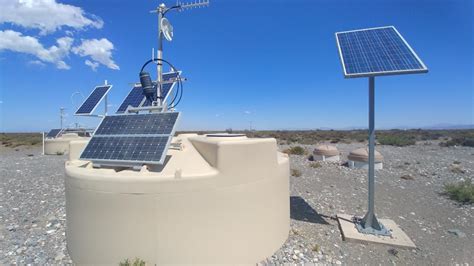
left=337, top=214, right=416, bottom=249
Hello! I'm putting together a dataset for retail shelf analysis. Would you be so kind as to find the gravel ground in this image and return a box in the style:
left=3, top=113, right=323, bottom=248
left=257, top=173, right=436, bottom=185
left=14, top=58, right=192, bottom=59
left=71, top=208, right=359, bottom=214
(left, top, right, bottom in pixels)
left=1, top=142, right=473, bottom=265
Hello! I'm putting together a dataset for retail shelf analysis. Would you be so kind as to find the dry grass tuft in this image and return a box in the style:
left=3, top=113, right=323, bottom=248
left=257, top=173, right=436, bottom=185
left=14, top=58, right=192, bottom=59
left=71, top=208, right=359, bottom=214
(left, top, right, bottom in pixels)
left=291, top=169, right=302, bottom=177
left=443, top=179, right=474, bottom=204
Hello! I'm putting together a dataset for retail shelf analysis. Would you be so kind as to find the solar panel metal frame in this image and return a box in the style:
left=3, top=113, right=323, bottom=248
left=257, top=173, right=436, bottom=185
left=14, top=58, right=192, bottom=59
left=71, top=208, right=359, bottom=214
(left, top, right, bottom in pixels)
left=142, top=71, right=181, bottom=107
left=75, top=85, right=112, bottom=115
left=116, top=85, right=146, bottom=114
left=161, top=70, right=181, bottom=103
left=46, top=128, right=63, bottom=138
left=79, top=112, right=181, bottom=167
left=118, top=71, right=182, bottom=112
left=335, top=26, right=428, bottom=78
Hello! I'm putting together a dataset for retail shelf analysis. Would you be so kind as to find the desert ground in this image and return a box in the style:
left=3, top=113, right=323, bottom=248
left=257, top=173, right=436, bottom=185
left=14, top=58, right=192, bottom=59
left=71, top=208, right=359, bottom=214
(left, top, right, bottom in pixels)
left=0, top=131, right=473, bottom=265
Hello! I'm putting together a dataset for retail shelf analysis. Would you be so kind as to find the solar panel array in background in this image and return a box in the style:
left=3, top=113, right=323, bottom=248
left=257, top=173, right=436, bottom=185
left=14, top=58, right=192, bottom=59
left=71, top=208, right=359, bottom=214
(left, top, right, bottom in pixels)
left=75, top=85, right=111, bottom=115
left=336, top=26, right=427, bottom=78
left=46, top=129, right=62, bottom=138
left=80, top=112, right=180, bottom=166
left=116, top=86, right=144, bottom=113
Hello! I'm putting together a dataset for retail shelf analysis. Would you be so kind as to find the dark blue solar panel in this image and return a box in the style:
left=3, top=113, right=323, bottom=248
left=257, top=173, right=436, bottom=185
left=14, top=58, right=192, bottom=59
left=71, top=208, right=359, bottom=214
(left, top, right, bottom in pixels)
left=80, top=112, right=180, bottom=166
left=80, top=136, right=169, bottom=163
left=116, top=86, right=145, bottom=113
left=162, top=72, right=179, bottom=100
left=336, top=26, right=427, bottom=78
left=76, top=85, right=111, bottom=115
left=94, top=112, right=179, bottom=135
left=46, top=129, right=62, bottom=138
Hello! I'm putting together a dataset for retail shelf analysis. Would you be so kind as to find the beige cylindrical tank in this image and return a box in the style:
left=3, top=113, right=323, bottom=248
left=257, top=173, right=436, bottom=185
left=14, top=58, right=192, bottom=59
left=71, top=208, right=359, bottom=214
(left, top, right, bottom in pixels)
left=65, top=134, right=290, bottom=265
left=313, top=144, right=340, bottom=162
left=44, top=133, right=89, bottom=155
left=347, top=147, right=383, bottom=169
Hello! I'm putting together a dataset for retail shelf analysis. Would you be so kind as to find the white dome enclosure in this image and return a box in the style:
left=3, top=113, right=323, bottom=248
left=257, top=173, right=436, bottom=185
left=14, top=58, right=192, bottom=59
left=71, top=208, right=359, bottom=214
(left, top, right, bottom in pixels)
left=348, top=148, right=384, bottom=169
left=313, top=144, right=340, bottom=162
left=64, top=1, right=290, bottom=264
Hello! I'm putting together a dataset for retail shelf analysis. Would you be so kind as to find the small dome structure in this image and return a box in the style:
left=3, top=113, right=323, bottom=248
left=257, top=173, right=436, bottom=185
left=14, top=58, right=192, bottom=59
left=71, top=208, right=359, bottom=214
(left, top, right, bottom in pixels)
left=313, top=145, right=340, bottom=162
left=347, top=148, right=383, bottom=169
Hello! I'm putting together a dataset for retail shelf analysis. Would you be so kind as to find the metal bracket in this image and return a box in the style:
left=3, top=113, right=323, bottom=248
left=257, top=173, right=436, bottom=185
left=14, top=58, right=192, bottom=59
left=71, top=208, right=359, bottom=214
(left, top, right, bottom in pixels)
left=353, top=216, right=392, bottom=236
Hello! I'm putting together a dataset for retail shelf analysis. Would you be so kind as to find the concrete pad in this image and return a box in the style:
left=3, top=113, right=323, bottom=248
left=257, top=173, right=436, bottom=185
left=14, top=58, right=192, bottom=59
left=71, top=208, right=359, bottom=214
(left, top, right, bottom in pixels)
left=337, top=214, right=416, bottom=249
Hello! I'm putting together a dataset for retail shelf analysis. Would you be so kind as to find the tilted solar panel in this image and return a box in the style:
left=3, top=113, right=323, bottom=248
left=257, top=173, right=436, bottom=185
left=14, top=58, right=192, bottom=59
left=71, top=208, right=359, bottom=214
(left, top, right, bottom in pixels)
left=142, top=71, right=180, bottom=107
left=94, top=112, right=179, bottom=135
left=80, top=136, right=169, bottom=163
left=116, top=86, right=145, bottom=113
left=46, top=129, right=62, bottom=138
left=80, top=112, right=180, bottom=166
left=75, top=85, right=112, bottom=115
left=161, top=71, right=180, bottom=101
left=335, top=26, right=428, bottom=78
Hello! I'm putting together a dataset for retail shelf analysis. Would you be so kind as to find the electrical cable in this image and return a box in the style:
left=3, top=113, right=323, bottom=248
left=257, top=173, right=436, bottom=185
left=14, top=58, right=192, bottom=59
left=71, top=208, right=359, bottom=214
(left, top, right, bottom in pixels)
left=140, top=57, right=184, bottom=109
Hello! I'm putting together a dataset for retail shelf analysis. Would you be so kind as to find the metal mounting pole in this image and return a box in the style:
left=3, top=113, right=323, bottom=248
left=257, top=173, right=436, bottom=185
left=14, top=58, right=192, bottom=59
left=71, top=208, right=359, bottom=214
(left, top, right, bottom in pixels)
left=356, top=76, right=391, bottom=236
left=156, top=4, right=164, bottom=108
left=60, top=107, right=65, bottom=129
left=104, top=80, right=108, bottom=115
left=42, top=132, right=45, bottom=155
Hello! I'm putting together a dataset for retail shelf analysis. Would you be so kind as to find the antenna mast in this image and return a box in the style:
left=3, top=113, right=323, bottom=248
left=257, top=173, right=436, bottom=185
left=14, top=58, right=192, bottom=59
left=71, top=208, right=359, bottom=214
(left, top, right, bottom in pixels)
left=60, top=107, right=65, bottom=129
left=150, top=0, right=209, bottom=108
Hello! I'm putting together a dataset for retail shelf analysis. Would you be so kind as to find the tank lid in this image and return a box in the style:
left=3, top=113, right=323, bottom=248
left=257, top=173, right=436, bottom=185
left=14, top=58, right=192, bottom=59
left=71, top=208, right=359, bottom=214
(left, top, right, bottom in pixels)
left=206, top=133, right=246, bottom=138
left=313, top=145, right=339, bottom=156
left=348, top=148, right=383, bottom=162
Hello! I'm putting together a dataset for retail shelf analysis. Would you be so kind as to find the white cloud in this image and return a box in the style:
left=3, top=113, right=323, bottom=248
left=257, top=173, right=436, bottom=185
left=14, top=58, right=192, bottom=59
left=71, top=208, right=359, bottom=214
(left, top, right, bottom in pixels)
left=84, top=59, right=99, bottom=71
left=72, top=38, right=119, bottom=70
left=28, top=60, right=46, bottom=67
left=244, top=110, right=252, bottom=115
left=0, top=30, right=72, bottom=69
left=0, top=0, right=103, bottom=35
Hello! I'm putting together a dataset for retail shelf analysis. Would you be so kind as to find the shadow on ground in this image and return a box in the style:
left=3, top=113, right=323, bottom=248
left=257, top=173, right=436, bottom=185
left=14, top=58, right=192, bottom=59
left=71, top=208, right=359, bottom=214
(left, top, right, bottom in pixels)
left=290, top=196, right=329, bottom=224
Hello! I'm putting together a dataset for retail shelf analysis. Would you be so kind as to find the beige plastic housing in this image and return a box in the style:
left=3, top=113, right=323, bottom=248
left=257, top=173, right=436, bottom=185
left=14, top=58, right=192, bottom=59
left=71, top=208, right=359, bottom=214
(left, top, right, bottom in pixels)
left=348, top=148, right=384, bottom=169
left=44, top=133, right=89, bottom=155
left=313, top=145, right=340, bottom=162
left=64, top=134, right=290, bottom=264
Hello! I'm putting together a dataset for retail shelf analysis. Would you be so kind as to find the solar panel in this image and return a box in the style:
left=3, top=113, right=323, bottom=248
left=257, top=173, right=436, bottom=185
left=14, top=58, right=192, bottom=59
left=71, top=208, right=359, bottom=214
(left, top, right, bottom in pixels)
left=336, top=26, right=428, bottom=78
left=80, top=136, right=169, bottom=163
left=116, top=86, right=145, bottom=113
left=161, top=71, right=180, bottom=101
left=46, top=129, right=62, bottom=138
left=131, top=71, right=181, bottom=108
left=75, top=85, right=112, bottom=115
left=95, top=112, right=179, bottom=135
left=80, top=112, right=180, bottom=166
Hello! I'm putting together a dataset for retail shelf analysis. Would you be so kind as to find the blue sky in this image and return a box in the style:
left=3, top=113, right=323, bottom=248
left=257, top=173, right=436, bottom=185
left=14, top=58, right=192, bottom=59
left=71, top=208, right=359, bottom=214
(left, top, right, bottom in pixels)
left=0, top=0, right=472, bottom=132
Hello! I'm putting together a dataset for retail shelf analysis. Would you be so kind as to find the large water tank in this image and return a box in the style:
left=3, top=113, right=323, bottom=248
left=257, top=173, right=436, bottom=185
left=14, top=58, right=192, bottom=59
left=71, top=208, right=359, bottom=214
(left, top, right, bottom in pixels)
left=44, top=133, right=89, bottom=155
left=65, top=133, right=290, bottom=264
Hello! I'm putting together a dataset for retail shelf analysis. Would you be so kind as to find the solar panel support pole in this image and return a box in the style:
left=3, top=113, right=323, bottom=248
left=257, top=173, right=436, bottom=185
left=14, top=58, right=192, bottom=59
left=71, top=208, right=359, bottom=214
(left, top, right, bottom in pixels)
left=356, top=77, right=391, bottom=236
left=42, top=132, right=45, bottom=155
left=104, top=80, right=108, bottom=115
left=60, top=107, right=65, bottom=130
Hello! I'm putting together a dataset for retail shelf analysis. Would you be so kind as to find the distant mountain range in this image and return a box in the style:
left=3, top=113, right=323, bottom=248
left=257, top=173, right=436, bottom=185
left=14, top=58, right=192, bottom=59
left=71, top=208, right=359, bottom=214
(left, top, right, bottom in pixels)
left=269, top=124, right=474, bottom=131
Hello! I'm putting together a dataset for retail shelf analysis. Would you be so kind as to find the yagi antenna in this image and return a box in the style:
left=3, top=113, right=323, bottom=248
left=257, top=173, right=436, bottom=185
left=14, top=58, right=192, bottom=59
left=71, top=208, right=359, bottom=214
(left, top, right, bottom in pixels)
left=148, top=0, right=209, bottom=108
left=176, top=0, right=209, bottom=11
